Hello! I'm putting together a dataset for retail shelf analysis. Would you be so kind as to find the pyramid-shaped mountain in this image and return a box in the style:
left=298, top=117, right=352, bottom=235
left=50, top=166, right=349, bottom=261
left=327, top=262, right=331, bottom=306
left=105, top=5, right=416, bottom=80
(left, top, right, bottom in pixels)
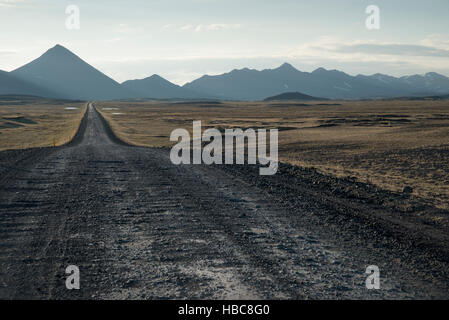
left=11, top=45, right=134, bottom=100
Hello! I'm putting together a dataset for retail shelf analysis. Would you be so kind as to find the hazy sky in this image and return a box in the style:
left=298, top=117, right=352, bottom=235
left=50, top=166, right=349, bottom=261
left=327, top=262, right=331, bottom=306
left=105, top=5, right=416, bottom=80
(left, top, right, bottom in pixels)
left=1, top=0, right=449, bottom=85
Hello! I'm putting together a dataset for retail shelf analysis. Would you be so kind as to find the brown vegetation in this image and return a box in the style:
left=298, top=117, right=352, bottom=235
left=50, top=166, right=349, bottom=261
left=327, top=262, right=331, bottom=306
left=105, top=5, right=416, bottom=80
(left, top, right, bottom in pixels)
left=0, top=97, right=86, bottom=151
left=98, top=99, right=449, bottom=209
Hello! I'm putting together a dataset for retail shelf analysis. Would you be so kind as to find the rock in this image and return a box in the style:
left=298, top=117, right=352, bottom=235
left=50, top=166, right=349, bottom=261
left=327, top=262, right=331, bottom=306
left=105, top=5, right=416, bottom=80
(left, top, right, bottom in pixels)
left=402, top=186, right=413, bottom=194
left=124, top=279, right=137, bottom=288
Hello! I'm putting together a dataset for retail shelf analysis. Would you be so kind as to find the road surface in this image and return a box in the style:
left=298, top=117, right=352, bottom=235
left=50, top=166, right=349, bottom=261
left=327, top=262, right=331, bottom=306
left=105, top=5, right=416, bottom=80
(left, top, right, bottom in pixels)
left=0, top=103, right=448, bottom=299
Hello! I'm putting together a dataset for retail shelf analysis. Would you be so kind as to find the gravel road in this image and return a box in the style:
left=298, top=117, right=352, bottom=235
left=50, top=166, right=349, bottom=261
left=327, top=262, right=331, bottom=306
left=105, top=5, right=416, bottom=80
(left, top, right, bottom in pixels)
left=0, top=103, right=448, bottom=299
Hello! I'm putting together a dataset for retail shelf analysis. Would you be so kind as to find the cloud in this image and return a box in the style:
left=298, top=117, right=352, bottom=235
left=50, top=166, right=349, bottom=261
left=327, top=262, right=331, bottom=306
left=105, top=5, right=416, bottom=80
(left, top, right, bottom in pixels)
left=116, top=23, right=144, bottom=34
left=105, top=38, right=122, bottom=43
left=0, top=0, right=25, bottom=7
left=419, top=34, right=449, bottom=50
left=277, top=36, right=449, bottom=77
left=285, top=36, right=449, bottom=64
left=174, top=23, right=241, bottom=32
left=0, top=50, right=17, bottom=56
left=162, top=24, right=176, bottom=29
left=289, top=36, right=449, bottom=59
left=333, top=43, right=449, bottom=57
left=180, top=24, right=193, bottom=31
left=194, top=24, right=241, bottom=32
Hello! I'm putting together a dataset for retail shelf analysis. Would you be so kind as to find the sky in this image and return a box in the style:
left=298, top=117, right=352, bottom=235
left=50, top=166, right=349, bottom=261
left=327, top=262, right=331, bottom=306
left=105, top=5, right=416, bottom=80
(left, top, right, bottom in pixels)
left=1, top=0, right=449, bottom=85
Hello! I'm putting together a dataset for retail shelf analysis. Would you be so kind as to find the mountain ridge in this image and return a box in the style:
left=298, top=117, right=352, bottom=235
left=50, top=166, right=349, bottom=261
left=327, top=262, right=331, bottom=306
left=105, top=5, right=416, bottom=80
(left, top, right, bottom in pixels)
left=1, top=44, right=449, bottom=101
left=184, top=64, right=449, bottom=100
left=122, top=74, right=212, bottom=99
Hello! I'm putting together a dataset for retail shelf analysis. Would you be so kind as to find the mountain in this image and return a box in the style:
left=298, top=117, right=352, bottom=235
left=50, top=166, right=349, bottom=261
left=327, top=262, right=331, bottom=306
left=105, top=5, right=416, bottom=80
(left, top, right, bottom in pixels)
left=0, top=70, right=57, bottom=97
left=263, top=91, right=325, bottom=101
left=355, top=72, right=449, bottom=97
left=355, top=73, right=417, bottom=96
left=183, top=63, right=305, bottom=100
left=183, top=63, right=449, bottom=100
left=3, top=45, right=449, bottom=101
left=122, top=74, right=207, bottom=99
left=399, top=72, right=449, bottom=95
left=11, top=44, right=134, bottom=100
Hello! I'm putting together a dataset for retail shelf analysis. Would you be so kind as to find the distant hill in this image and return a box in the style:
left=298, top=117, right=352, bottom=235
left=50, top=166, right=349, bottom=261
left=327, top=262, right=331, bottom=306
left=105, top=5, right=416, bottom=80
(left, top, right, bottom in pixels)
left=11, top=44, right=134, bottom=100
left=183, top=63, right=449, bottom=100
left=263, top=91, right=325, bottom=101
left=0, top=70, right=57, bottom=97
left=396, top=93, right=449, bottom=101
left=122, top=74, right=207, bottom=99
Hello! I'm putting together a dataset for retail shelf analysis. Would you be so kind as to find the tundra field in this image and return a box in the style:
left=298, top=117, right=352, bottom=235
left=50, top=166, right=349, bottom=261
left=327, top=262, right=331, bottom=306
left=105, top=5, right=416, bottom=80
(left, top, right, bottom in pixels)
left=98, top=99, right=449, bottom=210
left=0, top=97, right=86, bottom=151
left=1, top=96, right=449, bottom=299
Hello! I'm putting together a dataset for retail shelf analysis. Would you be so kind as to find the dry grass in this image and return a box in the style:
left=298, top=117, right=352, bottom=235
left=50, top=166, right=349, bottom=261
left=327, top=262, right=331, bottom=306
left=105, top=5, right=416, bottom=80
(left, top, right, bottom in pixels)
left=98, top=99, right=449, bottom=209
left=0, top=97, right=86, bottom=151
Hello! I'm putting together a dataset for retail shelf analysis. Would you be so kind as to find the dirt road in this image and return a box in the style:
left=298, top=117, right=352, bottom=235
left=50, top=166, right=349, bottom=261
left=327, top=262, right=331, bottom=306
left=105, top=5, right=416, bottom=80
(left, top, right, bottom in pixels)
left=0, top=103, right=448, bottom=299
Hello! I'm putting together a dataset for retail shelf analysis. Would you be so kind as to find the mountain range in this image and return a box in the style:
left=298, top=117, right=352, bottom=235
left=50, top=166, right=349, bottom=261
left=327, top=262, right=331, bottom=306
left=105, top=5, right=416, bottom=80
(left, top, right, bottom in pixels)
left=1, top=44, right=449, bottom=101
left=184, top=63, right=449, bottom=100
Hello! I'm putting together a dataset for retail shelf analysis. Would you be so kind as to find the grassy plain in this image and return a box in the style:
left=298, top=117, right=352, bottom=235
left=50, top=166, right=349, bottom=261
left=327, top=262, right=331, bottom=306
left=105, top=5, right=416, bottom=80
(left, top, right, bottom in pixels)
left=0, top=96, right=86, bottom=151
left=98, top=99, right=449, bottom=209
